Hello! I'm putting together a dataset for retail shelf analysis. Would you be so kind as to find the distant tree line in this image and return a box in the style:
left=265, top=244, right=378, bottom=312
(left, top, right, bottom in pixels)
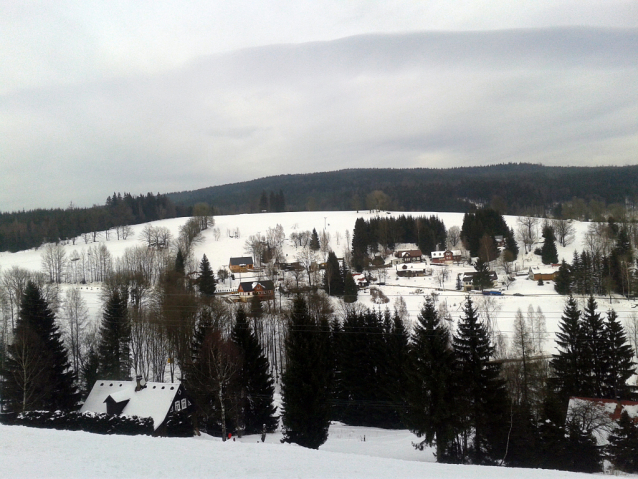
left=258, top=190, right=286, bottom=213
left=168, top=164, right=638, bottom=218
left=0, top=192, right=191, bottom=253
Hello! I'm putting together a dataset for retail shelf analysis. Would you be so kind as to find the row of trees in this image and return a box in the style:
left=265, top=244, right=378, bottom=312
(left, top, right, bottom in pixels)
left=554, top=225, right=636, bottom=297
left=0, top=192, right=194, bottom=253
left=351, top=215, right=447, bottom=271
left=461, top=208, right=518, bottom=262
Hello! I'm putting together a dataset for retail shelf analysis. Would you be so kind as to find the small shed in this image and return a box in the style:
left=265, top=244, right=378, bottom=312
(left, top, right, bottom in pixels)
left=229, top=257, right=254, bottom=273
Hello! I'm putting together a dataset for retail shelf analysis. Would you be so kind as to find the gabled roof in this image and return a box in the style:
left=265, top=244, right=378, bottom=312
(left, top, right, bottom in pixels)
left=81, top=380, right=182, bottom=430
left=395, top=249, right=422, bottom=257
left=238, top=280, right=275, bottom=292
left=229, top=257, right=254, bottom=266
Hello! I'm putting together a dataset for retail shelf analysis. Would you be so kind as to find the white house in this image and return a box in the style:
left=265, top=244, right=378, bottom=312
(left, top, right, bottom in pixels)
left=81, top=378, right=192, bottom=434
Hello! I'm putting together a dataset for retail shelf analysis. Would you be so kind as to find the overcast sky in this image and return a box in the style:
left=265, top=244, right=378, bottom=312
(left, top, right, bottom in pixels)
left=1, top=1, right=638, bottom=211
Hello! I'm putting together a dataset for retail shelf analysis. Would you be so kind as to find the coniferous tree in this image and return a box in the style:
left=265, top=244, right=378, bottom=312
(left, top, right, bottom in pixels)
left=197, top=254, right=216, bottom=296
left=343, top=267, right=358, bottom=303
left=472, top=258, right=492, bottom=291
left=281, top=296, right=331, bottom=449
left=603, top=309, right=635, bottom=399
left=606, top=410, right=638, bottom=473
left=97, top=288, right=131, bottom=380
left=554, top=260, right=572, bottom=295
left=231, top=308, right=278, bottom=434
left=550, top=296, right=585, bottom=402
left=385, top=309, right=410, bottom=427
left=541, top=225, right=559, bottom=265
left=453, top=296, right=508, bottom=464
left=504, top=228, right=519, bottom=260
left=581, top=296, right=606, bottom=397
left=351, top=217, right=369, bottom=272
left=175, top=248, right=186, bottom=275
left=405, top=298, right=458, bottom=461
left=323, top=251, right=344, bottom=296
left=310, top=228, right=320, bottom=251
left=3, top=281, right=78, bottom=412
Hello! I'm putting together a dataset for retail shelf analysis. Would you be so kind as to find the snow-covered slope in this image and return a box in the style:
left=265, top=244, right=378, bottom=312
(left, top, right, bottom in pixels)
left=0, top=423, right=599, bottom=479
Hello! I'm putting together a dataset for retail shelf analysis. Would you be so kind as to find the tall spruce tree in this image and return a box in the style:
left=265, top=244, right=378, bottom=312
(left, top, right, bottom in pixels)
left=343, top=266, right=358, bottom=303
left=230, top=308, right=278, bottom=434
left=281, top=296, right=331, bottom=449
left=541, top=225, right=559, bottom=265
left=97, top=288, right=131, bottom=380
left=550, top=296, right=585, bottom=402
left=335, top=309, right=392, bottom=427
left=323, top=251, right=344, bottom=296
left=3, top=281, right=78, bottom=412
left=197, top=254, right=216, bottom=296
left=472, top=258, right=492, bottom=291
left=554, top=260, right=572, bottom=295
left=581, top=296, right=606, bottom=397
left=602, top=309, right=635, bottom=399
left=405, top=298, right=458, bottom=461
left=453, top=296, right=508, bottom=464
left=310, top=228, right=320, bottom=251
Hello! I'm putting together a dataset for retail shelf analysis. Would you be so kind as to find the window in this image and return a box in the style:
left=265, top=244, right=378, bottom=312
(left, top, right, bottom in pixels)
left=175, top=400, right=181, bottom=412
left=181, top=398, right=187, bottom=409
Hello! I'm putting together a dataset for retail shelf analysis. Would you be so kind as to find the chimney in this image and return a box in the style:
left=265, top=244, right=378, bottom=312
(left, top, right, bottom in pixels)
left=135, top=375, right=146, bottom=392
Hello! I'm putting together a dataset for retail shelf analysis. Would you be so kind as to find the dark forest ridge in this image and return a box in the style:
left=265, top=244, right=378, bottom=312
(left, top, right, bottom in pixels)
left=2, top=163, right=638, bottom=253
left=167, top=163, right=638, bottom=215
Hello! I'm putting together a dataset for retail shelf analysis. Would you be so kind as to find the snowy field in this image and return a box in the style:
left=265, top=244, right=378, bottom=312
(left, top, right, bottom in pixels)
left=0, top=423, right=601, bottom=479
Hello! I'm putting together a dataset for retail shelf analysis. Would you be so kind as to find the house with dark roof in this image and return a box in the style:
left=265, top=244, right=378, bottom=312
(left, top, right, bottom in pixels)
left=81, top=377, right=193, bottom=436
left=229, top=256, right=254, bottom=273
left=237, top=280, right=275, bottom=301
left=458, top=271, right=498, bottom=291
left=394, top=249, right=423, bottom=263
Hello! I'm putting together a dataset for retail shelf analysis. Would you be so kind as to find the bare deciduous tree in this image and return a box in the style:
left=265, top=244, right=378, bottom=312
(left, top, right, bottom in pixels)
left=447, top=226, right=461, bottom=248
left=62, top=287, right=89, bottom=374
left=41, top=244, right=68, bottom=284
left=551, top=219, right=576, bottom=247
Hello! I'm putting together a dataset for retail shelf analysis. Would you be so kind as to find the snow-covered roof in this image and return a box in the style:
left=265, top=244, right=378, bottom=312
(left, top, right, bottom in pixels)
left=239, top=280, right=275, bottom=292
left=81, top=380, right=182, bottom=430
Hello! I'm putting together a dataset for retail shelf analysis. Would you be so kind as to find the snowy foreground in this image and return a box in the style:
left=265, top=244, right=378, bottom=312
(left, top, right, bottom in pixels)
left=1, top=424, right=596, bottom=479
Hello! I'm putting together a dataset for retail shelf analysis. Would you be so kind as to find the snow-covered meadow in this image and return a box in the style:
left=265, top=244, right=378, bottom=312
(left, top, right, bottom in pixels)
left=0, top=422, right=601, bottom=479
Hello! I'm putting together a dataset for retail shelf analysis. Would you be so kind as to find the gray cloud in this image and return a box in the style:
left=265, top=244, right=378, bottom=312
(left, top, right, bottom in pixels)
left=1, top=27, right=637, bottom=210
